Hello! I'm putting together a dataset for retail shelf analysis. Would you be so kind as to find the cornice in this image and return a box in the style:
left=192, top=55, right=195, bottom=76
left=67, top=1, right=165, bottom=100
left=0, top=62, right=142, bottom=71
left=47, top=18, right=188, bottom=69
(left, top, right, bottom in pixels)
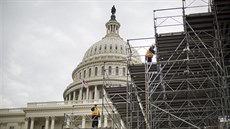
left=0, top=108, right=25, bottom=117
left=63, top=78, right=128, bottom=96
left=24, top=102, right=112, bottom=112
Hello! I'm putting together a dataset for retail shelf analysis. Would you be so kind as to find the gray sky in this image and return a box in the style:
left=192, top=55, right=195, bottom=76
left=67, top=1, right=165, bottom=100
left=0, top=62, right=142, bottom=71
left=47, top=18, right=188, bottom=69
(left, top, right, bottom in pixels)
left=0, top=0, right=208, bottom=108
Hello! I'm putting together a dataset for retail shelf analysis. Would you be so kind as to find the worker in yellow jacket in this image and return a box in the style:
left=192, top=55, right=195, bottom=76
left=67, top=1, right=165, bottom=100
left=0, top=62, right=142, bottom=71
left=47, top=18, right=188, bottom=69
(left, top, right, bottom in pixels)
left=91, top=104, right=100, bottom=128
left=145, top=45, right=155, bottom=62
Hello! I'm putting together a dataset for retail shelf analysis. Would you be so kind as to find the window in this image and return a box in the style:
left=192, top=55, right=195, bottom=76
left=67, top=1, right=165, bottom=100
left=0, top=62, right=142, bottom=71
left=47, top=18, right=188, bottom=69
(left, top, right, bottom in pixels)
left=95, top=67, right=98, bottom=76
left=79, top=72, right=81, bottom=79
left=41, top=126, right=45, bottom=129
left=89, top=68, right=91, bottom=77
left=101, top=66, right=104, bottom=75
left=110, top=44, right=112, bottom=51
left=90, top=48, right=93, bottom=55
left=109, top=66, right=112, bottom=75
left=116, top=66, right=119, bottom=75
left=83, top=70, right=86, bottom=78
left=104, top=45, right=107, bottom=51
left=99, top=45, right=102, bottom=53
left=123, top=67, right=126, bottom=76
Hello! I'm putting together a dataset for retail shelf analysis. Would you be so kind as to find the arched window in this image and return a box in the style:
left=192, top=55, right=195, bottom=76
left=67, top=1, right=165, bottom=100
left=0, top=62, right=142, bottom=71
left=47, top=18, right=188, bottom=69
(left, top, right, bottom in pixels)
left=110, top=44, right=112, bottom=52
left=90, top=48, right=93, bottom=55
left=89, top=68, right=91, bottom=77
left=123, top=67, right=126, bottom=76
left=79, top=72, right=81, bottom=79
left=104, top=45, right=107, bottom=52
left=116, top=66, right=119, bottom=75
left=94, top=46, right=97, bottom=54
left=109, top=66, right=112, bottom=75
left=95, top=67, right=98, bottom=76
left=83, top=70, right=86, bottom=78
left=101, top=66, right=104, bottom=75
left=99, top=45, right=102, bottom=53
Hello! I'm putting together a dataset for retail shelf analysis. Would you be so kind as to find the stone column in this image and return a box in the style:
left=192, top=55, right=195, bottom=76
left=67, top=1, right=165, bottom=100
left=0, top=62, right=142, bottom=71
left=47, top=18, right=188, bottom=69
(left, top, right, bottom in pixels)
left=104, top=115, right=108, bottom=128
left=89, top=90, right=92, bottom=100
left=68, top=93, right=71, bottom=101
left=30, top=117, right=34, bottom=129
left=82, top=116, right=86, bottom=128
left=78, top=88, right=83, bottom=102
left=24, top=118, right=29, bottom=129
left=18, top=122, right=23, bottom=129
left=98, top=117, right=102, bottom=127
left=4, top=123, right=7, bottom=129
left=50, top=116, right=55, bottom=129
left=1, top=123, right=7, bottom=129
left=86, top=87, right=89, bottom=101
left=45, top=117, right=49, bottom=129
left=94, top=85, right=98, bottom=101
left=73, top=91, right=76, bottom=101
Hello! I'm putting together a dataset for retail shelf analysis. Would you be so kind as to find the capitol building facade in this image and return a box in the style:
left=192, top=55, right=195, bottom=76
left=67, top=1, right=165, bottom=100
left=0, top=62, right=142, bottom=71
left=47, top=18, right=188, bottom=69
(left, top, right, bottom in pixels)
left=0, top=7, right=141, bottom=129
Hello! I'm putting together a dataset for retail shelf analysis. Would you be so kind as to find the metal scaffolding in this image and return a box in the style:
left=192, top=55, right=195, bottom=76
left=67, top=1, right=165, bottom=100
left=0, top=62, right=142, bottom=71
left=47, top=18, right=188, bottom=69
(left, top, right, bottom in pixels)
left=125, top=0, right=230, bottom=129
left=127, top=38, right=156, bottom=129
left=61, top=0, right=229, bottom=128
left=102, top=61, right=128, bottom=129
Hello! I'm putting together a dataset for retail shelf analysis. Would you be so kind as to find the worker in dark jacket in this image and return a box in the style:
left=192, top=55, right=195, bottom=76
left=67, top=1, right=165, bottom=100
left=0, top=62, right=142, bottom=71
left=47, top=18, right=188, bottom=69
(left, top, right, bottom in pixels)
left=91, top=104, right=100, bottom=128
left=145, top=45, right=155, bottom=62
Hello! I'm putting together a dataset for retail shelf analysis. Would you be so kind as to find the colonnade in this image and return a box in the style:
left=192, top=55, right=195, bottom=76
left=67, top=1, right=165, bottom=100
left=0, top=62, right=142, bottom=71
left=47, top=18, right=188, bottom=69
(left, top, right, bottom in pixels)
left=24, top=116, right=55, bottom=129
left=0, top=123, right=7, bottom=129
left=81, top=115, right=108, bottom=128
left=65, top=85, right=102, bottom=103
left=23, top=115, right=109, bottom=129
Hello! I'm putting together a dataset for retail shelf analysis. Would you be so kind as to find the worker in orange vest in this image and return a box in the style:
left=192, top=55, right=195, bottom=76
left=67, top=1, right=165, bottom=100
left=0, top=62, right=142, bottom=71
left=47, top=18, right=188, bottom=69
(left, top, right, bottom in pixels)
left=91, top=104, right=100, bottom=128
left=145, top=45, right=155, bottom=62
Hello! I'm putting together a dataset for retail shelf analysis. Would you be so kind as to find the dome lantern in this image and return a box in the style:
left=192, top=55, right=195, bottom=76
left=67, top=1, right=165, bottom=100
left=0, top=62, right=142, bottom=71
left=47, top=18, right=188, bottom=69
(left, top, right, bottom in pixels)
left=105, top=5, right=120, bottom=37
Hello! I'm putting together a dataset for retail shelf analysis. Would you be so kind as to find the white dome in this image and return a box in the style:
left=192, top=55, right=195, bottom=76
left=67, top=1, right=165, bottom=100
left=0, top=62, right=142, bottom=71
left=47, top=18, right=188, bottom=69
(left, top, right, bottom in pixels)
left=63, top=10, right=141, bottom=100
left=79, top=17, right=141, bottom=67
left=83, top=35, right=128, bottom=61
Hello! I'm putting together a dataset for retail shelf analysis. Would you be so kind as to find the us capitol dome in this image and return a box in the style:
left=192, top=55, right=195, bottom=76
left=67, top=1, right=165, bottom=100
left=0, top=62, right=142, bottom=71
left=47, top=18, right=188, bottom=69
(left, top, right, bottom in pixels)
left=63, top=6, right=141, bottom=105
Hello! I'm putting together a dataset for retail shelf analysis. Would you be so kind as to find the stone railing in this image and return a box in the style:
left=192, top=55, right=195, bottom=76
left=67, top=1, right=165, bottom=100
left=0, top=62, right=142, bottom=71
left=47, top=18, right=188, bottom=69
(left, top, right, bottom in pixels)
left=0, top=108, right=24, bottom=114
left=27, top=99, right=110, bottom=108
left=27, top=101, right=68, bottom=107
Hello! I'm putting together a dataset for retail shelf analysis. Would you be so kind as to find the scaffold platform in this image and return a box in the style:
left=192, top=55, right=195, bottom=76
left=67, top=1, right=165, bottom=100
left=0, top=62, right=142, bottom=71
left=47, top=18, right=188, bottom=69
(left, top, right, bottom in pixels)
left=104, top=0, right=230, bottom=129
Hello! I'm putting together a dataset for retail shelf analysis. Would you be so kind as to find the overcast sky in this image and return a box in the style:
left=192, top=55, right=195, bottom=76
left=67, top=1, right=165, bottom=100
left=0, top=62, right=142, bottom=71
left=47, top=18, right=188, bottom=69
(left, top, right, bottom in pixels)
left=0, top=0, right=209, bottom=108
